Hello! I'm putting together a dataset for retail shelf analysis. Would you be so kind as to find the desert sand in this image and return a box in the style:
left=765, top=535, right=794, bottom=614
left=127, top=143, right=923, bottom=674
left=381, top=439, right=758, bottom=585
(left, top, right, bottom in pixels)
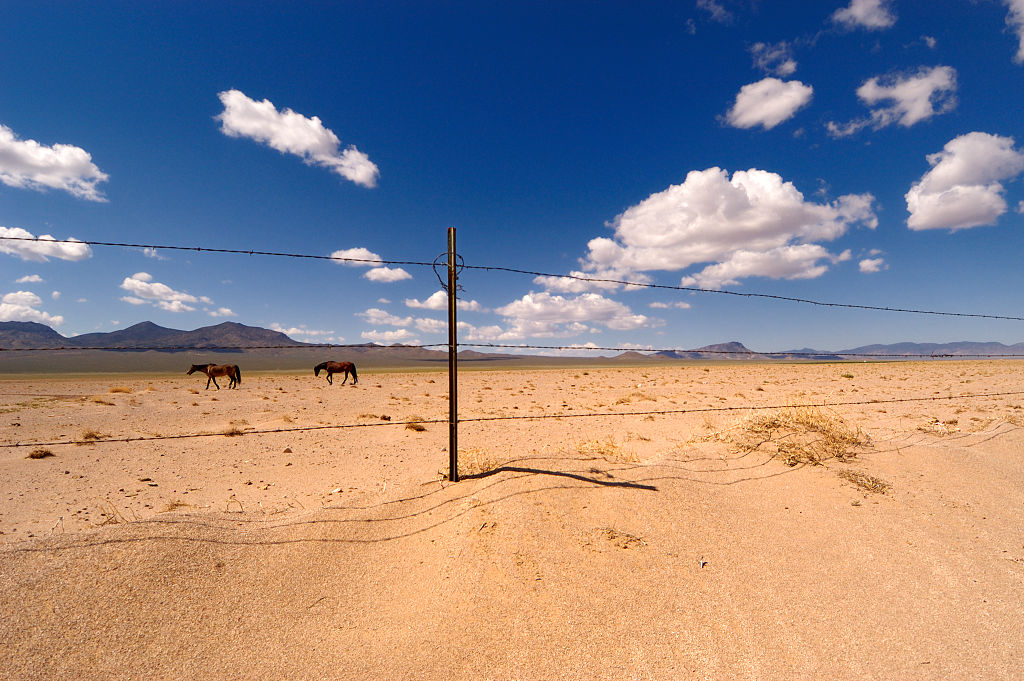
left=1, top=361, right=1023, bottom=680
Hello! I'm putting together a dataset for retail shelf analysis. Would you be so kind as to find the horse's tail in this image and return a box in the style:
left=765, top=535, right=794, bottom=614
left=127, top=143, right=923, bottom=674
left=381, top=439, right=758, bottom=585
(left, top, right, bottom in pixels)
left=234, top=365, right=241, bottom=385
left=351, top=364, right=358, bottom=383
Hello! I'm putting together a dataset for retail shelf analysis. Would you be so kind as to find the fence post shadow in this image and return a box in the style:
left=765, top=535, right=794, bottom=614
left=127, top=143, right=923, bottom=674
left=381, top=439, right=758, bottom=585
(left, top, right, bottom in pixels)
left=461, top=465, right=658, bottom=491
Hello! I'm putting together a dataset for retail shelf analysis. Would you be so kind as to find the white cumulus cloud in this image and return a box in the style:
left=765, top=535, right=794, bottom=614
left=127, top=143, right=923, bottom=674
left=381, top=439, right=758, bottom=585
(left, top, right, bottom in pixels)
left=360, top=329, right=418, bottom=344
left=831, top=0, right=896, bottom=30
left=0, top=290, right=63, bottom=325
left=577, top=167, right=875, bottom=289
left=680, top=245, right=851, bottom=290
left=404, top=290, right=483, bottom=311
left=216, top=89, right=379, bottom=188
left=357, top=308, right=412, bottom=327
left=495, top=292, right=651, bottom=338
left=0, top=226, right=92, bottom=262
left=1007, top=0, right=1024, bottom=63
left=329, top=246, right=385, bottom=266
left=363, top=267, right=411, bottom=283
left=905, top=132, right=1024, bottom=231
left=0, top=124, right=108, bottom=201
left=827, top=66, right=957, bottom=136
left=119, top=272, right=213, bottom=313
left=859, top=257, right=887, bottom=273
left=725, top=78, right=813, bottom=130
left=15, top=274, right=43, bottom=283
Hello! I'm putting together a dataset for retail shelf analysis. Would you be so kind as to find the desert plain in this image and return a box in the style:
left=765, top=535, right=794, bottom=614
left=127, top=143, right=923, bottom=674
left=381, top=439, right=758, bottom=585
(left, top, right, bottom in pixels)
left=1, top=360, right=1022, bottom=680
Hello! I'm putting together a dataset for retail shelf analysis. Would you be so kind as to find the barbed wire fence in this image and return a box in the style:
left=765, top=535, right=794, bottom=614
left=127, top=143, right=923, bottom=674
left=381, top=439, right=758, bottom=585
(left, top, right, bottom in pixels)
left=4, top=231, right=1024, bottom=481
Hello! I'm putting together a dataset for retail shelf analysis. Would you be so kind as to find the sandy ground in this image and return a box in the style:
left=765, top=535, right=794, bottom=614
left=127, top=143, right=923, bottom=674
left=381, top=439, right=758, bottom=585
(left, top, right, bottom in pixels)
left=1, top=361, right=1023, bottom=680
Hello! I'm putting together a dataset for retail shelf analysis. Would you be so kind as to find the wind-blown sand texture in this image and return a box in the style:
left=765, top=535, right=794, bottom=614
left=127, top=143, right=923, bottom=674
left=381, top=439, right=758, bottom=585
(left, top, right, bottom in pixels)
left=2, top=361, right=1023, bottom=679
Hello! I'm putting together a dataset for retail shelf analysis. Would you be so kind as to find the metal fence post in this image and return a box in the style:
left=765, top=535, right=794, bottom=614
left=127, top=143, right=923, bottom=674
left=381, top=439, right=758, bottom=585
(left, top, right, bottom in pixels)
left=447, top=227, right=459, bottom=482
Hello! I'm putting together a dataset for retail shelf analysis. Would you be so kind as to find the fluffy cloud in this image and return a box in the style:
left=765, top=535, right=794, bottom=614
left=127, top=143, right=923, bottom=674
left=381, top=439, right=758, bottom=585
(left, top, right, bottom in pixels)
left=15, top=274, right=43, bottom=283
left=725, top=78, right=813, bottom=130
left=207, top=307, right=234, bottom=317
left=0, top=226, right=92, bottom=262
left=831, top=0, right=896, bottom=30
left=495, top=292, right=650, bottom=338
left=680, top=245, right=851, bottom=290
left=577, top=168, right=875, bottom=289
left=271, top=323, right=341, bottom=342
left=0, top=290, right=63, bottom=325
left=859, top=257, right=887, bottom=273
left=649, top=301, right=692, bottom=309
left=363, top=266, right=412, bottom=283
left=1008, top=0, right=1024, bottom=63
left=827, top=66, right=957, bottom=136
left=750, top=42, right=797, bottom=77
left=329, top=246, right=385, bottom=266
left=0, top=124, right=108, bottom=201
left=119, top=272, right=214, bottom=313
left=357, top=308, right=412, bottom=327
left=404, top=290, right=483, bottom=311
left=360, top=329, right=418, bottom=344
left=696, top=0, right=732, bottom=23
left=905, top=132, right=1024, bottom=231
left=216, top=89, right=379, bottom=188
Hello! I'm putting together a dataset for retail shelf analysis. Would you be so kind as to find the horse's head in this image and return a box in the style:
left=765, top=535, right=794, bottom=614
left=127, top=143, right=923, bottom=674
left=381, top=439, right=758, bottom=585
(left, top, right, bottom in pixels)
left=187, top=364, right=201, bottom=375
left=314, top=362, right=324, bottom=377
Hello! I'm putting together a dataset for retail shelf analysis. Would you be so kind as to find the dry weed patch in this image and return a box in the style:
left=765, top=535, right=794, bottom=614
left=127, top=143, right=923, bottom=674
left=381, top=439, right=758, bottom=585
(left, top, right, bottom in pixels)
left=735, top=405, right=868, bottom=466
left=27, top=448, right=55, bottom=459
left=836, top=469, right=891, bottom=495
left=109, top=386, right=133, bottom=394
left=459, top=447, right=503, bottom=476
left=576, top=437, right=638, bottom=463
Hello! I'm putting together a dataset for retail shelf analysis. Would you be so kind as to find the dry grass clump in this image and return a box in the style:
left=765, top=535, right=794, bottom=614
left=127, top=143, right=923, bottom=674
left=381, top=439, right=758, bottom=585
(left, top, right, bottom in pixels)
left=405, top=415, right=427, bottom=432
left=27, top=448, right=55, bottom=459
left=459, top=447, right=503, bottom=476
left=108, top=386, right=133, bottom=394
left=737, top=405, right=868, bottom=466
left=91, top=397, right=115, bottom=406
left=836, top=469, right=891, bottom=495
left=78, top=429, right=105, bottom=444
left=576, top=437, right=638, bottom=463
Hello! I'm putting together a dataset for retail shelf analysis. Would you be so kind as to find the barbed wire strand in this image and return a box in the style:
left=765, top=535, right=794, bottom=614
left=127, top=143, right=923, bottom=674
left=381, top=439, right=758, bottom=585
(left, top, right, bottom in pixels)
left=5, top=389, right=1022, bottom=449
left=4, top=234, right=1024, bottom=321
left=463, top=264, right=1024, bottom=322
left=0, top=235, right=434, bottom=267
left=5, top=340, right=1024, bottom=360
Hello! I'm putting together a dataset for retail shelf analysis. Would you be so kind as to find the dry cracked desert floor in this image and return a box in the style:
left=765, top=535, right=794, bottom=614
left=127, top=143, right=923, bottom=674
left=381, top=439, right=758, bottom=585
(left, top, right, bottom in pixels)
left=1, top=361, right=1023, bottom=679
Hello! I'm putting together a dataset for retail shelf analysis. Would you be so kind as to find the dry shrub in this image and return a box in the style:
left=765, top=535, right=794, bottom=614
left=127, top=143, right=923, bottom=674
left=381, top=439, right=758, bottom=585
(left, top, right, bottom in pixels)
left=223, top=426, right=245, bottom=437
left=576, top=437, right=638, bottom=463
left=459, top=447, right=503, bottom=476
left=162, top=501, right=193, bottom=512
left=405, top=415, right=427, bottom=432
left=91, top=397, right=115, bottom=406
left=109, top=386, right=133, bottom=394
left=836, top=469, right=891, bottom=495
left=80, top=429, right=104, bottom=442
left=737, top=405, right=868, bottom=466
left=27, top=448, right=54, bottom=459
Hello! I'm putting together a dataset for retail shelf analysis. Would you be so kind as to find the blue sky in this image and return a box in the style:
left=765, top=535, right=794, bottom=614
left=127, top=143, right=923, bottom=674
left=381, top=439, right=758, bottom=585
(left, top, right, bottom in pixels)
left=2, top=0, right=1024, bottom=353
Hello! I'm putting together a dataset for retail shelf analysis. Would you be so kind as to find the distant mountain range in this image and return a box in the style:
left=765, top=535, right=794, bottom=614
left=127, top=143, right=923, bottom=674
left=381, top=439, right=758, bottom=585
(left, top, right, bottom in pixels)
left=0, top=321, right=306, bottom=350
left=2, top=322, right=1023, bottom=359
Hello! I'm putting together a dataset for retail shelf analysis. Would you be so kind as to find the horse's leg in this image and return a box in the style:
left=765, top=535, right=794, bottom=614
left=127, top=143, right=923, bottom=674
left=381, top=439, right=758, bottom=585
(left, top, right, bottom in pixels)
left=341, top=372, right=348, bottom=385
left=206, top=375, right=212, bottom=390
left=326, top=372, right=333, bottom=385
left=211, top=376, right=220, bottom=390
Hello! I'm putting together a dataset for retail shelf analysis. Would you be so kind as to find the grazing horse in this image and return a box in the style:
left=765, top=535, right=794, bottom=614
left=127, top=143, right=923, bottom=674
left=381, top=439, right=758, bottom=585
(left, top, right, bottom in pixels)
left=187, top=363, right=241, bottom=390
left=314, top=361, right=358, bottom=385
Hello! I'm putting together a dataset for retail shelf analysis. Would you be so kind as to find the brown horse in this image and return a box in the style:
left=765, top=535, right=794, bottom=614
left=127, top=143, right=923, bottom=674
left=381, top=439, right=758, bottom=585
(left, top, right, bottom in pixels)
left=314, top=361, right=357, bottom=385
left=187, top=363, right=241, bottom=389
